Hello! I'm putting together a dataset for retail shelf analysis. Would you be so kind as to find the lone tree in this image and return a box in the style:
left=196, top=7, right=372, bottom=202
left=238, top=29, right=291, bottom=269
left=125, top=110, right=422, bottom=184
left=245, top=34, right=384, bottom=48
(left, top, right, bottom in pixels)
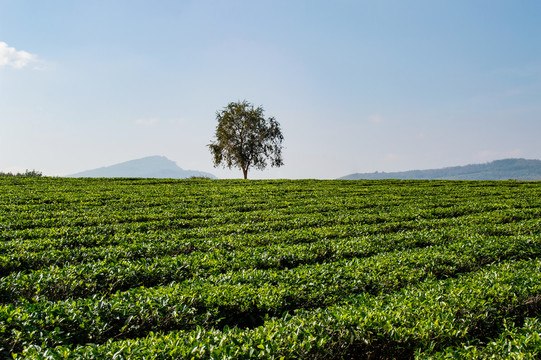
left=208, top=100, right=284, bottom=179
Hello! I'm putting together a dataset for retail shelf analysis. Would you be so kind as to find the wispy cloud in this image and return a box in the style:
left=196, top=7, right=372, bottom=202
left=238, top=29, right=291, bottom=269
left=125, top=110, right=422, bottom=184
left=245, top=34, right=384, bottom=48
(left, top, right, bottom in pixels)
left=0, top=42, right=37, bottom=69
left=367, top=114, right=383, bottom=124
left=135, top=118, right=159, bottom=127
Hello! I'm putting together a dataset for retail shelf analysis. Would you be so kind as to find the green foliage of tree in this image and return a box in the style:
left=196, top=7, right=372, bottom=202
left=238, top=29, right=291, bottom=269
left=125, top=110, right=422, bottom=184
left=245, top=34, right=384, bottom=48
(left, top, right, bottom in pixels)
left=0, top=169, right=42, bottom=177
left=208, top=100, right=284, bottom=179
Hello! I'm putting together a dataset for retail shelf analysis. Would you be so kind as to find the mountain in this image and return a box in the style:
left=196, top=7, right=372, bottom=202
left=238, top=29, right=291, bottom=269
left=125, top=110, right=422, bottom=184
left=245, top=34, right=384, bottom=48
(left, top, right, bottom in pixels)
left=68, top=156, right=217, bottom=179
left=339, top=158, right=541, bottom=181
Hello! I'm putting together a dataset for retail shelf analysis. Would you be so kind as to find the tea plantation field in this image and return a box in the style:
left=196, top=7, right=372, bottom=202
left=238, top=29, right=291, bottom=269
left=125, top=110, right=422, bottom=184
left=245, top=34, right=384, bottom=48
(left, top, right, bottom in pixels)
left=0, top=178, right=540, bottom=359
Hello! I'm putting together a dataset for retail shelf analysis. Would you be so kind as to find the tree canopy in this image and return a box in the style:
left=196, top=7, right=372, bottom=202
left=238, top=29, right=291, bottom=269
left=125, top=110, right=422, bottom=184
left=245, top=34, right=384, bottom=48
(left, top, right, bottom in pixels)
left=208, top=100, right=284, bottom=179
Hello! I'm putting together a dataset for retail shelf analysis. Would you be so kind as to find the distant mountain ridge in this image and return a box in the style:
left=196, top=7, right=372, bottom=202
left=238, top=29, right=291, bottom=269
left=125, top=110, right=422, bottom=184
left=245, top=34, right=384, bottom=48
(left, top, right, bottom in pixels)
left=68, top=156, right=217, bottom=179
left=339, top=159, right=541, bottom=181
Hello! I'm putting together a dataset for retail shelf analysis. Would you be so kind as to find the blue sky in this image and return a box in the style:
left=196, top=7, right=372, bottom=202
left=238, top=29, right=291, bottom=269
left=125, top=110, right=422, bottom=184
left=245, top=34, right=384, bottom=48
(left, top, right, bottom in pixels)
left=1, top=0, right=540, bottom=179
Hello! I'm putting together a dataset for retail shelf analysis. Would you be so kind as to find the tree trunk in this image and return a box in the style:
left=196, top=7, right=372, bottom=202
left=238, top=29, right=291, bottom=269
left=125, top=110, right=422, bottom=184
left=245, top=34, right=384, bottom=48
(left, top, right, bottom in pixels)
left=242, top=167, right=248, bottom=179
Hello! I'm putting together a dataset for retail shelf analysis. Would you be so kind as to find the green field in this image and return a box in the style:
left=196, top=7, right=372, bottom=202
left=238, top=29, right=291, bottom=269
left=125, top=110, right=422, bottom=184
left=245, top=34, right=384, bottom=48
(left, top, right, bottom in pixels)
left=0, top=178, right=540, bottom=359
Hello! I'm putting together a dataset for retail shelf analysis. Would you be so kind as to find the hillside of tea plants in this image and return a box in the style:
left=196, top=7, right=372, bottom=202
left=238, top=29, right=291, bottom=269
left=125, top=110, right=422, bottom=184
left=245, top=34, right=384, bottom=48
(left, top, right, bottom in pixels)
left=0, top=177, right=539, bottom=359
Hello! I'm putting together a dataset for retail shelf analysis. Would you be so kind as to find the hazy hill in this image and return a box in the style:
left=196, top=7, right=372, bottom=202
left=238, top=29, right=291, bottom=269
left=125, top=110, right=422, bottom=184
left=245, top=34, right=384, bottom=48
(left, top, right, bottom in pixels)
left=69, top=156, right=217, bottom=179
left=339, top=158, right=541, bottom=181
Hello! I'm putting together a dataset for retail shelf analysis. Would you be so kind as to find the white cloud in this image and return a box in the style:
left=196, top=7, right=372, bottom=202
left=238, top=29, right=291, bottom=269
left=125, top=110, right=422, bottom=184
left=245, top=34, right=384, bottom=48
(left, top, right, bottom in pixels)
left=0, top=42, right=37, bottom=69
left=135, top=118, right=159, bottom=126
